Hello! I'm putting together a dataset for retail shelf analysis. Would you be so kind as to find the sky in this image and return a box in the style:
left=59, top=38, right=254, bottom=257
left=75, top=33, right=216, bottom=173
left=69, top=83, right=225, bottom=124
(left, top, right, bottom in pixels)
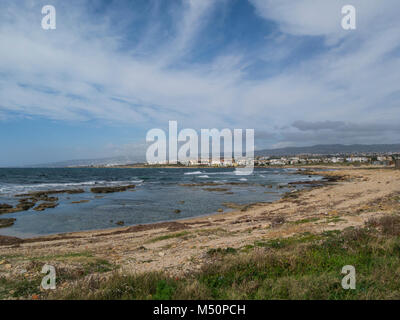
left=0, top=0, right=399, bottom=166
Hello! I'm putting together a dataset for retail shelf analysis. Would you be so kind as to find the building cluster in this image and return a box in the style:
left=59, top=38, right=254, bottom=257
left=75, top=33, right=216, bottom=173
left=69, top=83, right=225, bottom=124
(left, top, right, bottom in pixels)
left=146, top=157, right=252, bottom=167
left=254, top=154, right=396, bottom=166
left=146, top=153, right=398, bottom=167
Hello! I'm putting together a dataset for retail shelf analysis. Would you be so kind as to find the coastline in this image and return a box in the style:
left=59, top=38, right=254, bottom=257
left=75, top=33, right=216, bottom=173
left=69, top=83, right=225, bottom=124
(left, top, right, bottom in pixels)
left=67, top=163, right=391, bottom=169
left=1, top=166, right=400, bottom=298
left=0, top=167, right=329, bottom=241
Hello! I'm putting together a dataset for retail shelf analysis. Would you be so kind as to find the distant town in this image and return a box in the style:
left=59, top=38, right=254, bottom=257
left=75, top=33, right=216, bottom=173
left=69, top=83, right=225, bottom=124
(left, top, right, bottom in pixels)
left=144, top=153, right=398, bottom=167
left=83, top=152, right=400, bottom=168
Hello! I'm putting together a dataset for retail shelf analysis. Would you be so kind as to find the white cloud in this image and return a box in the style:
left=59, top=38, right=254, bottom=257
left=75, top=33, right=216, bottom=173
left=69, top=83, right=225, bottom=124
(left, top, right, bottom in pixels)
left=249, top=0, right=399, bottom=39
left=0, top=0, right=399, bottom=149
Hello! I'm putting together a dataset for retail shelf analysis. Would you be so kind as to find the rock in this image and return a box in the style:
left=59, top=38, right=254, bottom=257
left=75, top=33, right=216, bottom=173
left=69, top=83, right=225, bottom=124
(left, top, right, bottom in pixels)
left=203, top=188, right=230, bottom=192
left=40, top=196, right=58, bottom=202
left=271, top=217, right=285, bottom=227
left=0, top=203, right=20, bottom=214
left=0, top=260, right=6, bottom=265
left=71, top=200, right=90, bottom=204
left=0, top=208, right=15, bottom=214
left=0, top=218, right=16, bottom=228
left=16, top=189, right=83, bottom=198
left=0, top=200, right=37, bottom=214
left=0, top=235, right=23, bottom=246
left=179, top=200, right=185, bottom=204
left=16, top=201, right=35, bottom=211
left=66, top=189, right=85, bottom=194
left=90, top=185, right=135, bottom=194
left=158, top=252, right=165, bottom=257
left=34, top=202, right=59, bottom=211
left=116, top=221, right=125, bottom=226
left=174, top=209, right=181, bottom=214
left=217, top=208, right=223, bottom=212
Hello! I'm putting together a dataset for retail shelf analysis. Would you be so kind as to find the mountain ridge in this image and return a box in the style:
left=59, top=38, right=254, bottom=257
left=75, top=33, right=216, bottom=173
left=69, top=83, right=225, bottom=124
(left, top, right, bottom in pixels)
left=255, top=144, right=400, bottom=157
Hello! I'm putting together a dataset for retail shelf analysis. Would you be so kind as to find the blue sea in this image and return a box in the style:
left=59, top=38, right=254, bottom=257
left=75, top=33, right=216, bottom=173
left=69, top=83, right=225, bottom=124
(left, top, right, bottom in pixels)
left=0, top=168, right=322, bottom=238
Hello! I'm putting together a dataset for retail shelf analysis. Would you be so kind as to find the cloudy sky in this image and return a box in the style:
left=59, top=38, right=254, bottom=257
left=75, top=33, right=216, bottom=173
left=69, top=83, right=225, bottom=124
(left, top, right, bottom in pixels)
left=0, top=0, right=399, bottom=166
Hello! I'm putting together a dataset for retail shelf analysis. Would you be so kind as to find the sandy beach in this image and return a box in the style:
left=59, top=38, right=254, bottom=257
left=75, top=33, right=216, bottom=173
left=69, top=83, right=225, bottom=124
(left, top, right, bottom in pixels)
left=1, top=166, right=400, bottom=295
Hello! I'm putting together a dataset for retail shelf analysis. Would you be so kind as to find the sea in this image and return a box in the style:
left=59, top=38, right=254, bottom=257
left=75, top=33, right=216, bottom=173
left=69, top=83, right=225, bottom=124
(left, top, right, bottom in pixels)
left=0, top=168, right=322, bottom=238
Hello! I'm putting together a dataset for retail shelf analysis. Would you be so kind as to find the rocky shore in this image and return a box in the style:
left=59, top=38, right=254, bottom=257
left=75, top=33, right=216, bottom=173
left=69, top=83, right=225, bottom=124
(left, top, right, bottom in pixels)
left=0, top=184, right=137, bottom=227
left=0, top=167, right=399, bottom=299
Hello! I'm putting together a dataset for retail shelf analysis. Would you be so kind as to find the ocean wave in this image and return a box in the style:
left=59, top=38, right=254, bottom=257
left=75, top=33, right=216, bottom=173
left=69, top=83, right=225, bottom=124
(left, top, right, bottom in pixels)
left=184, top=171, right=203, bottom=175
left=198, top=175, right=210, bottom=178
left=239, top=178, right=248, bottom=181
left=0, top=180, right=143, bottom=195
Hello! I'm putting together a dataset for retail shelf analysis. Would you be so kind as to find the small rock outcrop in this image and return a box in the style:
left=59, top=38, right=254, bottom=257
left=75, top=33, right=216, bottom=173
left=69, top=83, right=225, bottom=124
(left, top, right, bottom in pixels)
left=0, top=218, right=16, bottom=228
left=0, top=204, right=15, bottom=214
left=34, top=202, right=59, bottom=211
left=90, top=185, right=135, bottom=194
left=0, top=235, right=23, bottom=246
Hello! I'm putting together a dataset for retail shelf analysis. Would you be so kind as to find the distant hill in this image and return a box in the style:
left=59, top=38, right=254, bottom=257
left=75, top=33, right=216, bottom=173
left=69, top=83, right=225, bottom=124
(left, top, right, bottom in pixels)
left=255, top=144, right=400, bottom=157
left=26, top=155, right=145, bottom=168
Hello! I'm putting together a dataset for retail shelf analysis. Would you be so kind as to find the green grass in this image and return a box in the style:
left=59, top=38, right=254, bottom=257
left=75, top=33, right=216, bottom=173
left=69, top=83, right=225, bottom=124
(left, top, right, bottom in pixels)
left=325, top=217, right=346, bottom=223
left=0, top=276, right=42, bottom=299
left=12, top=214, right=400, bottom=300
left=0, top=256, right=116, bottom=299
left=253, top=232, right=322, bottom=249
left=146, top=231, right=191, bottom=243
left=291, top=217, right=321, bottom=225
left=30, top=251, right=94, bottom=262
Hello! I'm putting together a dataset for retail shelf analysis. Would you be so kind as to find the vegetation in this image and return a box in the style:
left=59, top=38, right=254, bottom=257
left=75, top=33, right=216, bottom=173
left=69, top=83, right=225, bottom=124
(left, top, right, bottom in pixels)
left=0, top=254, right=116, bottom=299
left=42, top=214, right=400, bottom=300
left=146, top=231, right=191, bottom=243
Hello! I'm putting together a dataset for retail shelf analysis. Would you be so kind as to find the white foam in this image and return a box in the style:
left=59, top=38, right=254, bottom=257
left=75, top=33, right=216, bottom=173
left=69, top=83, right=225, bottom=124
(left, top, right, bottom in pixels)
left=198, top=175, right=209, bottom=178
left=0, top=180, right=143, bottom=195
left=184, top=171, right=203, bottom=175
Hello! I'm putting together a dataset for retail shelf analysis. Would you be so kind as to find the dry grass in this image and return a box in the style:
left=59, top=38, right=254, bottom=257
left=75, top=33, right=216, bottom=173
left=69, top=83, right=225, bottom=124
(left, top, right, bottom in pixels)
left=42, top=214, right=400, bottom=300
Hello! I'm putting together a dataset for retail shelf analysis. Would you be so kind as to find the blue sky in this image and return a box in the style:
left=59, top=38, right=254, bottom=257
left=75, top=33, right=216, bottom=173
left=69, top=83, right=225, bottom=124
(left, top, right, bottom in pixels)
left=0, top=0, right=400, bottom=166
